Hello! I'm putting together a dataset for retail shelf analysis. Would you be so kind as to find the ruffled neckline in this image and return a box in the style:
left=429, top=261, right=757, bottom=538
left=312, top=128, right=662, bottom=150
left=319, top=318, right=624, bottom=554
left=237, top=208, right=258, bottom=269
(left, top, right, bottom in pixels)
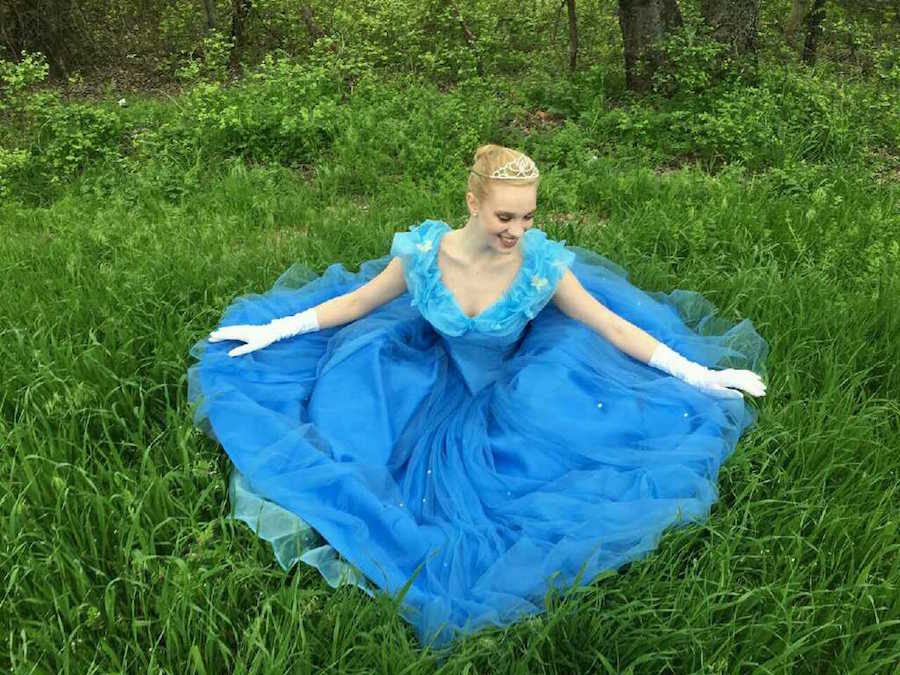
left=395, top=218, right=567, bottom=336
left=432, top=221, right=537, bottom=322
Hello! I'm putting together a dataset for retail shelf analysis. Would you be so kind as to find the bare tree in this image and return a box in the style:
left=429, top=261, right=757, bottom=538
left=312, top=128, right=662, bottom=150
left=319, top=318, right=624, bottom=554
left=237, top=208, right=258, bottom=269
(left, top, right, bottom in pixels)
left=0, top=0, right=79, bottom=76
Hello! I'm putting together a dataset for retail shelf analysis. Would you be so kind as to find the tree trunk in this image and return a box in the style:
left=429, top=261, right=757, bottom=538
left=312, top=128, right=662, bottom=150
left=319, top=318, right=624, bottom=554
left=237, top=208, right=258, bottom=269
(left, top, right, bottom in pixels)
left=801, top=0, right=826, bottom=64
left=699, top=0, right=760, bottom=55
left=203, top=0, right=216, bottom=32
left=230, top=0, right=252, bottom=70
left=784, top=0, right=812, bottom=49
left=566, top=0, right=578, bottom=73
left=448, top=0, right=476, bottom=46
left=301, top=3, right=324, bottom=41
left=1, top=0, right=74, bottom=77
left=617, top=0, right=683, bottom=92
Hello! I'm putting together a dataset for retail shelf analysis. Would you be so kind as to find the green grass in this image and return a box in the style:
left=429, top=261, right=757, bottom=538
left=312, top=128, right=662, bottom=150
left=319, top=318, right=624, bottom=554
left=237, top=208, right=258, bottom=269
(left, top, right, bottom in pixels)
left=1, top=74, right=899, bottom=671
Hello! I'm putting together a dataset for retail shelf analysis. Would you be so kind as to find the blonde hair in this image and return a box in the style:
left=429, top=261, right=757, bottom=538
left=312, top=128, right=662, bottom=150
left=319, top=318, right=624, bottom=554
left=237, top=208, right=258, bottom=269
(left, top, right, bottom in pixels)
left=467, top=144, right=541, bottom=202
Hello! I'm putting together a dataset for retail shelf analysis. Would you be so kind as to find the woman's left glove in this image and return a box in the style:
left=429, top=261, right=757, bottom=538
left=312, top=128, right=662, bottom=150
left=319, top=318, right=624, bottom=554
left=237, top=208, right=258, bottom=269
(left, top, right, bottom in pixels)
left=648, top=343, right=766, bottom=399
left=207, top=308, right=319, bottom=357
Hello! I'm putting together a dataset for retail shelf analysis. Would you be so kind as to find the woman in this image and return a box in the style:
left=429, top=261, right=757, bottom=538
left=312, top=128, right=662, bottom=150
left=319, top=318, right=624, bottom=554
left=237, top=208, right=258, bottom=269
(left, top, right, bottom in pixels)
left=188, top=143, right=767, bottom=650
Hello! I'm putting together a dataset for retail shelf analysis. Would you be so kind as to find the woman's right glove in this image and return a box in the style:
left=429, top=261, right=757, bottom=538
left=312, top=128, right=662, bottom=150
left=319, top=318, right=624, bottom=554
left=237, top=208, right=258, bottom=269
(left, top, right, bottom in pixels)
left=648, top=343, right=766, bottom=399
left=207, top=308, right=319, bottom=357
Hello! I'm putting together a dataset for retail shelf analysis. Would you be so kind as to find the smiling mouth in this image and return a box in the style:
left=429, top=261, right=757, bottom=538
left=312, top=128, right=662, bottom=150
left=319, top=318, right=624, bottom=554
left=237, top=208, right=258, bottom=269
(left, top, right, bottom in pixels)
left=499, top=235, right=518, bottom=242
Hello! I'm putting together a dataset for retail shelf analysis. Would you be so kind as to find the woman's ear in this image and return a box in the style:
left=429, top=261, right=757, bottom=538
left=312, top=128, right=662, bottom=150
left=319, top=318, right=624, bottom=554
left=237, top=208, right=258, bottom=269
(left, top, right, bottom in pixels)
left=466, top=191, right=479, bottom=215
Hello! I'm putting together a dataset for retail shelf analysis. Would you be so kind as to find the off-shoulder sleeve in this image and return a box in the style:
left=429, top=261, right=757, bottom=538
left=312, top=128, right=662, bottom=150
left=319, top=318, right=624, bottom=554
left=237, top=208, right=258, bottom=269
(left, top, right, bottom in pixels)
left=522, top=231, right=576, bottom=318
left=543, top=237, right=576, bottom=284
left=390, top=223, right=418, bottom=263
left=390, top=220, right=441, bottom=260
left=390, top=219, right=442, bottom=308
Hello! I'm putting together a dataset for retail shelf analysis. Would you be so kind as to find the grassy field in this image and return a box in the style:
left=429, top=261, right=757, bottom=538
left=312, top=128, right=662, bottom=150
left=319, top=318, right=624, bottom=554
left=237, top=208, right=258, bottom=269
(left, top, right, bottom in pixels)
left=1, top=63, right=899, bottom=671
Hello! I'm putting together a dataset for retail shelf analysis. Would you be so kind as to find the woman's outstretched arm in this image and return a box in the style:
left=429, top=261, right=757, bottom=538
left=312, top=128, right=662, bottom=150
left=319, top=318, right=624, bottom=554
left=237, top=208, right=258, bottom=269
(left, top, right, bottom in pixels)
left=342, top=257, right=406, bottom=326
left=551, top=269, right=658, bottom=362
left=209, top=257, right=408, bottom=356
left=317, top=257, right=408, bottom=328
left=551, top=270, right=766, bottom=398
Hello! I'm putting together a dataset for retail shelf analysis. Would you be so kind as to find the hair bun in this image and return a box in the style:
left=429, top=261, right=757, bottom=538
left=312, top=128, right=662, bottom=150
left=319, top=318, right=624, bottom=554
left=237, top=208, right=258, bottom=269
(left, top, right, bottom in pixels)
left=467, top=144, right=540, bottom=200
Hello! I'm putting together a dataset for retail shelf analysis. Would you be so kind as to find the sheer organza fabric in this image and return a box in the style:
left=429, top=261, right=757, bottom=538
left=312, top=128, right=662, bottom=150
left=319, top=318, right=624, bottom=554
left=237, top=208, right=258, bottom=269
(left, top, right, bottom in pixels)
left=187, top=219, right=768, bottom=649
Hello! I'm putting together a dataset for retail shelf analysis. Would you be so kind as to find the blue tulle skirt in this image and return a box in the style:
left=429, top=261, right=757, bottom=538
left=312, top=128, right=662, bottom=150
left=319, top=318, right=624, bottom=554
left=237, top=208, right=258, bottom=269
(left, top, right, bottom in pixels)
left=187, top=245, right=768, bottom=649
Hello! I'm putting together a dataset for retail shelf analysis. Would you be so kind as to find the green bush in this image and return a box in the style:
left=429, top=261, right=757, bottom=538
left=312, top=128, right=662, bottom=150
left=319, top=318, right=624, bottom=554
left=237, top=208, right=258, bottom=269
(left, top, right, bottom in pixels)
left=174, top=29, right=235, bottom=83
left=650, top=16, right=737, bottom=99
left=0, top=51, right=126, bottom=200
left=588, top=63, right=897, bottom=170
left=27, top=95, right=124, bottom=183
left=134, top=55, right=351, bottom=168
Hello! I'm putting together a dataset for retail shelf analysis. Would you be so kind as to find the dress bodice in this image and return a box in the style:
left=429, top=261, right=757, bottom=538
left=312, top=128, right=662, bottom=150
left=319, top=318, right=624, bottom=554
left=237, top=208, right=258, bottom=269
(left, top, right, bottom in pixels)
left=391, top=219, right=575, bottom=393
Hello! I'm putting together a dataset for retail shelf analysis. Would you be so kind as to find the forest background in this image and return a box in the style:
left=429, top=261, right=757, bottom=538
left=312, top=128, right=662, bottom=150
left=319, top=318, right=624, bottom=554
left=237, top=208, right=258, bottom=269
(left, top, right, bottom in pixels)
left=0, top=0, right=898, bottom=672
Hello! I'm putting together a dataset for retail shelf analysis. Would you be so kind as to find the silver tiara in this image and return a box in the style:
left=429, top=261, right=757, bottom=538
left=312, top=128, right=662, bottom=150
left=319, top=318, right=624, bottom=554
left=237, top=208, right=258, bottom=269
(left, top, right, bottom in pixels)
left=471, top=155, right=540, bottom=180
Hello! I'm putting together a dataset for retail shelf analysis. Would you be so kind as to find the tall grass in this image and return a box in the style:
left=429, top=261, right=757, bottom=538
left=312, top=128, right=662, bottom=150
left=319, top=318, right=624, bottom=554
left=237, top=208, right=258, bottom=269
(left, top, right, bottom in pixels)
left=1, top=62, right=898, bottom=671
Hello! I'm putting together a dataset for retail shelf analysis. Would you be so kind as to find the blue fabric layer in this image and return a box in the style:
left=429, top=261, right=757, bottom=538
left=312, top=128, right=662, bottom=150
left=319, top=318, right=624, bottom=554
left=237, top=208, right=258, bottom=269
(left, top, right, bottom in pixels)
left=187, top=219, right=768, bottom=649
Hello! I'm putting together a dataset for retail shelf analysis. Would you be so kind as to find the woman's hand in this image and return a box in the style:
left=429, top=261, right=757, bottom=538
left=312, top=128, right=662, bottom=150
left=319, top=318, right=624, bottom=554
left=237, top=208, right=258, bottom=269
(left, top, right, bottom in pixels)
left=208, top=324, right=279, bottom=357
left=648, top=343, right=766, bottom=400
left=691, top=368, right=767, bottom=399
left=208, top=307, right=320, bottom=357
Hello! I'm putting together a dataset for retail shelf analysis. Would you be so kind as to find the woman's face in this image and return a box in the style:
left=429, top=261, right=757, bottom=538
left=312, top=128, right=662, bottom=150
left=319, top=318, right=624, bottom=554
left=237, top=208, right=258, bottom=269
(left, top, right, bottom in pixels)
left=468, top=182, right=538, bottom=254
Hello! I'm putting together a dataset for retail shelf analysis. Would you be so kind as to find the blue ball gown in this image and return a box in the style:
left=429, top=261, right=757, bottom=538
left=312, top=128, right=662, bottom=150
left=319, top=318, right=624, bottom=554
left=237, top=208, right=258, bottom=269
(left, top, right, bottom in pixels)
left=187, top=218, right=768, bottom=649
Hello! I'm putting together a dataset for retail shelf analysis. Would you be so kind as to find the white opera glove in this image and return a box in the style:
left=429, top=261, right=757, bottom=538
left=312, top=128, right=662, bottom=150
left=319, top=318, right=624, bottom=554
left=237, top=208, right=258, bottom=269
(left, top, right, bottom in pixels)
left=207, top=308, right=320, bottom=357
left=648, top=343, right=766, bottom=399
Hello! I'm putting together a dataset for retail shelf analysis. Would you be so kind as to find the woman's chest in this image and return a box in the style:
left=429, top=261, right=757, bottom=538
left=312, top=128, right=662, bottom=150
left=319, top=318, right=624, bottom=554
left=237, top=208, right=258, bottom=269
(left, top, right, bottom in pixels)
left=437, top=249, right=523, bottom=319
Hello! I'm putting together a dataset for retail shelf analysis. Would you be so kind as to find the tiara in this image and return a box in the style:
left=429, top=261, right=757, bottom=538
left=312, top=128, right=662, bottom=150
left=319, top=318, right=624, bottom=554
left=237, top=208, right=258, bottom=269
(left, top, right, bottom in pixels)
left=470, top=155, right=540, bottom=180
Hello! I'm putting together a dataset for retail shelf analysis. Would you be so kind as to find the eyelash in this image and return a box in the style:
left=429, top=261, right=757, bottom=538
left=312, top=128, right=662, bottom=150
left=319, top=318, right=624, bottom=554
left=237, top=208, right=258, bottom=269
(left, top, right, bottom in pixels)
left=499, top=215, right=534, bottom=222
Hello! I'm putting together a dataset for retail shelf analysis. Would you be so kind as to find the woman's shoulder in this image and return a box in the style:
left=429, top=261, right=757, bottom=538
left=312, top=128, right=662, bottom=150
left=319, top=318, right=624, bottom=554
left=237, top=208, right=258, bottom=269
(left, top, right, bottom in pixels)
left=525, top=228, right=575, bottom=273
left=516, top=228, right=577, bottom=319
left=390, top=219, right=449, bottom=265
left=404, top=218, right=449, bottom=237
left=392, top=219, right=447, bottom=246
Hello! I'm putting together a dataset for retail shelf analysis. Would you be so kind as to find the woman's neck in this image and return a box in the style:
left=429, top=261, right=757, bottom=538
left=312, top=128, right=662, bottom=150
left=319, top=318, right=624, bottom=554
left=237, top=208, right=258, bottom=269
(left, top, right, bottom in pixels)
left=450, top=218, right=515, bottom=268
